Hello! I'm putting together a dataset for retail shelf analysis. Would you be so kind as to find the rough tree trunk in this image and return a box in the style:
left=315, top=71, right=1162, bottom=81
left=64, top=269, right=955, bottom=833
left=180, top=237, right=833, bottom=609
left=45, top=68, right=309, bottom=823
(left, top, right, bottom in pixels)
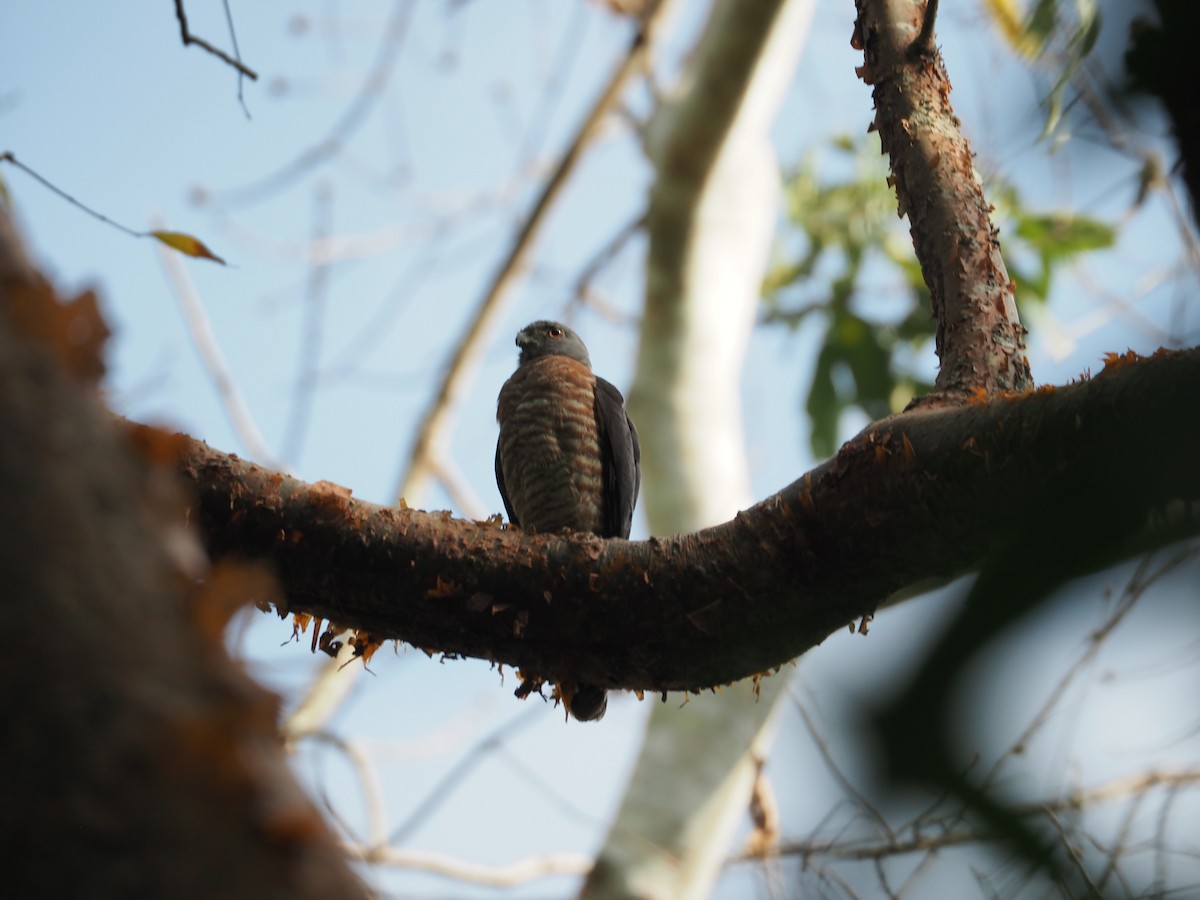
left=0, top=208, right=368, bottom=900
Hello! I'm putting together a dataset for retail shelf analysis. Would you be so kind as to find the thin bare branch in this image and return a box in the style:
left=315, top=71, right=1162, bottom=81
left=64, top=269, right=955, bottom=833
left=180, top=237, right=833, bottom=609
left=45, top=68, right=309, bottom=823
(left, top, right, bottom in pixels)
left=155, top=237, right=277, bottom=465
left=342, top=844, right=593, bottom=886
left=3, top=153, right=226, bottom=263
left=792, top=693, right=892, bottom=840
left=736, top=769, right=1200, bottom=864
left=303, top=731, right=388, bottom=848
left=3, top=151, right=144, bottom=239
left=173, top=0, right=258, bottom=82
left=387, top=706, right=543, bottom=846
left=981, top=544, right=1200, bottom=791
left=220, top=0, right=252, bottom=117
left=218, top=0, right=414, bottom=207
left=569, top=212, right=644, bottom=322
left=281, top=181, right=334, bottom=464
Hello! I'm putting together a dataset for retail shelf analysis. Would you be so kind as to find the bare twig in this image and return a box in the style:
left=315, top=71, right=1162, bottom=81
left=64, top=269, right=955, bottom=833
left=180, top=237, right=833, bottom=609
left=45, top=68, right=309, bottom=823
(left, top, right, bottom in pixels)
left=735, top=769, right=1200, bottom=863
left=854, top=0, right=1031, bottom=397
left=218, top=0, right=415, bottom=207
left=173, top=0, right=259, bottom=82
left=569, top=212, right=645, bottom=322
left=342, top=844, right=593, bottom=885
left=491, top=741, right=605, bottom=827
left=155, top=235, right=277, bottom=464
left=1094, top=784, right=1149, bottom=892
left=888, top=545, right=1200, bottom=892
left=2, top=152, right=225, bottom=263
left=792, top=693, right=892, bottom=839
left=512, top=0, right=591, bottom=167
left=3, top=151, right=142, bottom=238
left=221, top=0, right=253, bottom=117
left=304, top=731, right=388, bottom=847
left=281, top=181, right=333, bottom=464
left=1071, top=65, right=1200, bottom=288
left=394, top=1, right=672, bottom=507
left=387, top=706, right=543, bottom=846
left=981, top=545, right=1199, bottom=792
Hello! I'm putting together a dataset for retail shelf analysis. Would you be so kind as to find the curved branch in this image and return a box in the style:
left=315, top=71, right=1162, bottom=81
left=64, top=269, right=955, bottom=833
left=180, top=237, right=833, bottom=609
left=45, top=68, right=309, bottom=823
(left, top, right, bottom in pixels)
left=175, top=348, right=1200, bottom=694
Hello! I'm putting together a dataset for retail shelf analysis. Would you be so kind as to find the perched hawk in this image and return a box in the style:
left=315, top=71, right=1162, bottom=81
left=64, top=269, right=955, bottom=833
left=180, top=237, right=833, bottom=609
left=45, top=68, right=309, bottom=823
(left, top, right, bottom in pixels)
left=495, top=320, right=641, bottom=721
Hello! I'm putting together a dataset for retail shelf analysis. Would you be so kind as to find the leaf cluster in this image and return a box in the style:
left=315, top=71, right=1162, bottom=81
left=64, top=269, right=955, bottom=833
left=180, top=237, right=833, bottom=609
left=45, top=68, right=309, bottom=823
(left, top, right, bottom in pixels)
left=984, top=0, right=1102, bottom=139
left=764, top=135, right=1114, bottom=458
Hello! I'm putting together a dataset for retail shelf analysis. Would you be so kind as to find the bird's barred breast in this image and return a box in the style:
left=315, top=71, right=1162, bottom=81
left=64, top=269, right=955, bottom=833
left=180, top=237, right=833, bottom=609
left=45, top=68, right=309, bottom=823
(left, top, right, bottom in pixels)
left=497, top=355, right=605, bottom=534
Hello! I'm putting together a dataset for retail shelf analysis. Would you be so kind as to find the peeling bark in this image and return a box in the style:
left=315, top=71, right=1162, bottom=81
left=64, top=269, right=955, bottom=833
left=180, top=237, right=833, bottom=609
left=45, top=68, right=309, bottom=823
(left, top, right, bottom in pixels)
left=0, top=210, right=368, bottom=900
left=176, top=351, right=1200, bottom=695
left=854, top=0, right=1032, bottom=396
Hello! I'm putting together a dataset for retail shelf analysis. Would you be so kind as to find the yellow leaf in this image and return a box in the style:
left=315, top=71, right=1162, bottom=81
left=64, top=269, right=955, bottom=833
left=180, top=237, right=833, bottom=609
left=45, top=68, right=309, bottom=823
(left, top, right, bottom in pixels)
left=984, top=0, right=1025, bottom=46
left=149, top=229, right=226, bottom=265
left=983, top=0, right=1050, bottom=59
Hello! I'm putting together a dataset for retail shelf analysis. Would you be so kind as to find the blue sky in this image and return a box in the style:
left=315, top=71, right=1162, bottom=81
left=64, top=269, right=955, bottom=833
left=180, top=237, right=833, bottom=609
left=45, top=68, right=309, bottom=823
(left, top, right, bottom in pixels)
left=5, top=2, right=1198, bottom=897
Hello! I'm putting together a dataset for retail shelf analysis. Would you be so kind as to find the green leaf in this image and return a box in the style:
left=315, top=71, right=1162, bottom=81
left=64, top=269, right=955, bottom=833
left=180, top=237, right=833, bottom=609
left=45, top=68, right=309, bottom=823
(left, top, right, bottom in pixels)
left=1007, top=261, right=1048, bottom=303
left=984, top=0, right=1059, bottom=59
left=1026, top=0, right=1060, bottom=52
left=1037, top=2, right=1103, bottom=141
left=806, top=341, right=840, bottom=459
left=839, top=312, right=894, bottom=406
left=895, top=302, right=936, bottom=342
left=1015, top=213, right=1115, bottom=258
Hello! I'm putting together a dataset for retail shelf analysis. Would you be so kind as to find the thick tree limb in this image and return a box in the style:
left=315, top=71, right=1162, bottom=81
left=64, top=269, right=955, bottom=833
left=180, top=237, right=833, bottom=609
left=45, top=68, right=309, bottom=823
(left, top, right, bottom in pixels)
left=177, top=348, right=1200, bottom=694
left=854, top=0, right=1032, bottom=396
left=0, top=210, right=366, bottom=899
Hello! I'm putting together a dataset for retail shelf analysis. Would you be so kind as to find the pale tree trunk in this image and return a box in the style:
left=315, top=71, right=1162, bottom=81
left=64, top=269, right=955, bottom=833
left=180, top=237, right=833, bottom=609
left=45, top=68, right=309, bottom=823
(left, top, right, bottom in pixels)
left=585, top=1, right=817, bottom=897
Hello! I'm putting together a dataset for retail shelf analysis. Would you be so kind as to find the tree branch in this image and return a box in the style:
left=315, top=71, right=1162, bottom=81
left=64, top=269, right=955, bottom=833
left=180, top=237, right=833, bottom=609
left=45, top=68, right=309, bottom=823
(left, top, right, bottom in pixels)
left=0, top=204, right=364, bottom=900
left=737, top=768, right=1200, bottom=863
left=173, top=0, right=258, bottom=81
left=854, top=0, right=1031, bottom=397
left=173, top=349, right=1200, bottom=695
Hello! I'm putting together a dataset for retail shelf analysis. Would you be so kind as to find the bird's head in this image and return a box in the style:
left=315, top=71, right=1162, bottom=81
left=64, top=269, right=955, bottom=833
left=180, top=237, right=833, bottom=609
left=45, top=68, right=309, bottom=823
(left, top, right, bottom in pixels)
left=515, top=320, right=592, bottom=368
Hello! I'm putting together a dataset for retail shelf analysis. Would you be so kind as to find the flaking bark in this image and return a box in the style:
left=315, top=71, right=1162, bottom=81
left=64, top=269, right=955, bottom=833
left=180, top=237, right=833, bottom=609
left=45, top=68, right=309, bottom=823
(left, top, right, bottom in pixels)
left=854, top=0, right=1033, bottom=396
left=176, top=351, right=1200, bottom=695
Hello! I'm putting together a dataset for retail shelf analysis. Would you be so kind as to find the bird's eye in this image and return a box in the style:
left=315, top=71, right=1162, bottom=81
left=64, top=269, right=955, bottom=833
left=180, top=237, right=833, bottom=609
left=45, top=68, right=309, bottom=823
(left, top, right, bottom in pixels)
left=548, top=326, right=564, bottom=339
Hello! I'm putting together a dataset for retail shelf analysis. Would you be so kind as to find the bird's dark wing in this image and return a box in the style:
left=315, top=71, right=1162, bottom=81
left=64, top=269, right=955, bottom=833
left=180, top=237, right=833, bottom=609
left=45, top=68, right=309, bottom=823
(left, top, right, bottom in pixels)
left=594, top=377, right=641, bottom=539
left=495, top=438, right=520, bottom=526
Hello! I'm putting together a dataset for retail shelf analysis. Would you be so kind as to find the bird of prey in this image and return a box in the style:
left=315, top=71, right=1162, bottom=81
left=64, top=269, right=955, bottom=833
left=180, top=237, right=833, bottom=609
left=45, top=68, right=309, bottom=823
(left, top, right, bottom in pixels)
left=495, top=320, right=641, bottom=721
